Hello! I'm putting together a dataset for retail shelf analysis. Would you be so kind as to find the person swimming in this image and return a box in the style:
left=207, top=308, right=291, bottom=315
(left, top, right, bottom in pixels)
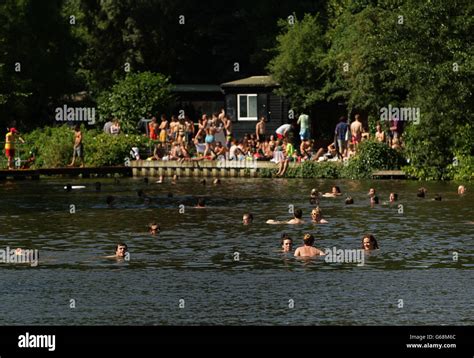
left=281, top=233, right=293, bottom=253
left=196, top=198, right=206, bottom=208
left=266, top=208, right=305, bottom=224
left=417, top=187, right=427, bottom=198
left=106, top=195, right=116, bottom=207
left=368, top=188, right=376, bottom=197
left=310, top=188, right=320, bottom=205
left=458, top=185, right=466, bottom=195
left=213, top=178, right=221, bottom=185
left=370, top=196, right=379, bottom=205
left=105, top=243, right=128, bottom=259
left=323, top=186, right=342, bottom=197
left=311, top=207, right=328, bottom=224
left=294, top=234, right=325, bottom=257
left=242, top=213, right=253, bottom=225
left=361, top=234, right=379, bottom=251
left=389, top=193, right=398, bottom=202
left=148, top=222, right=160, bottom=235
left=345, top=197, right=354, bottom=204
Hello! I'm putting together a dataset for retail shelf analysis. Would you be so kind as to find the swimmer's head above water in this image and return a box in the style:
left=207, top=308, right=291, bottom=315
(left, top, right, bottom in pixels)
left=115, top=243, right=128, bottom=258
left=242, top=213, right=253, bottom=225
left=281, top=233, right=293, bottom=252
left=361, top=234, right=378, bottom=251
left=148, top=222, right=160, bottom=235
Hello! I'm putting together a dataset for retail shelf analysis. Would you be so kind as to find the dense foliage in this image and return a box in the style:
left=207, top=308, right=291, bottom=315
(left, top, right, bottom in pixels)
left=97, top=72, right=173, bottom=132
left=23, top=125, right=152, bottom=168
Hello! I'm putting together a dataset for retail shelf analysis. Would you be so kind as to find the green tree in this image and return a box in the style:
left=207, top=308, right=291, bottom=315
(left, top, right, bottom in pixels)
left=0, top=0, right=82, bottom=130
left=97, top=72, right=173, bottom=132
left=267, top=14, right=328, bottom=111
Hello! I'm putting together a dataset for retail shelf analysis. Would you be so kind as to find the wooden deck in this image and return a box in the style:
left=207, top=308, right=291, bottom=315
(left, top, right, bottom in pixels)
left=0, top=164, right=407, bottom=180
left=130, top=159, right=287, bottom=178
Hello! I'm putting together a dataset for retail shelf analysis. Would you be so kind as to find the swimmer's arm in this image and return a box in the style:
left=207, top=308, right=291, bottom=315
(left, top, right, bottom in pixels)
left=266, top=219, right=282, bottom=224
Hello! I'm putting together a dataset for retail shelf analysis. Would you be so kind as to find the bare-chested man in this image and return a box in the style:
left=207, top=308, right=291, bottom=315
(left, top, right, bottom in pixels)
left=256, top=116, right=266, bottom=142
left=350, top=114, right=364, bottom=147
left=69, top=124, right=84, bottom=167
left=266, top=208, right=305, bottom=225
left=294, top=234, right=325, bottom=257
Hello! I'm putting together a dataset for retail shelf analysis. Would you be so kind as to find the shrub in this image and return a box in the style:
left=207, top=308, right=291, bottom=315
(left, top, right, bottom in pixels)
left=22, top=125, right=153, bottom=167
left=341, top=140, right=406, bottom=179
left=97, top=72, right=173, bottom=132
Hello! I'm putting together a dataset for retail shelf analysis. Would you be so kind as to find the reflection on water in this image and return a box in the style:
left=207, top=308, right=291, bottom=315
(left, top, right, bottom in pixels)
left=0, top=178, right=472, bottom=325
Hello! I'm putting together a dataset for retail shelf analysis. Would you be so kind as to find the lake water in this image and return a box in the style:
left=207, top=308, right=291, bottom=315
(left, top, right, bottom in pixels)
left=0, top=177, right=472, bottom=325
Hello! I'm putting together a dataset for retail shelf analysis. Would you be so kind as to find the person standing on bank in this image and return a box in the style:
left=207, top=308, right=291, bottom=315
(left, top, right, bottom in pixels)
left=69, top=124, right=84, bottom=167
left=4, top=128, right=25, bottom=170
left=297, top=113, right=310, bottom=141
left=256, top=116, right=266, bottom=142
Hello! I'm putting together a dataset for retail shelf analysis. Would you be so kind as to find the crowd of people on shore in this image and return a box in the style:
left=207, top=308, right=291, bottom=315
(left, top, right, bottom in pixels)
left=121, top=110, right=406, bottom=177
left=3, top=108, right=403, bottom=172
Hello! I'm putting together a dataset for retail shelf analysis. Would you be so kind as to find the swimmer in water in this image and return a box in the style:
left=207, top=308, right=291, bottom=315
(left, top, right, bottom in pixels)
left=345, top=197, right=354, bottom=204
left=105, top=243, right=128, bottom=259
left=323, top=186, right=342, bottom=197
left=148, top=222, right=160, bottom=235
left=213, top=178, right=221, bottom=185
left=294, top=234, right=325, bottom=257
left=106, top=195, right=116, bottom=208
left=195, top=198, right=206, bottom=208
left=281, top=234, right=293, bottom=253
left=368, top=188, right=376, bottom=197
left=458, top=185, right=466, bottom=195
left=389, top=193, right=398, bottom=202
left=311, top=207, right=328, bottom=224
left=417, top=187, right=427, bottom=198
left=370, top=196, right=379, bottom=205
left=156, top=175, right=164, bottom=184
left=310, top=188, right=320, bottom=205
left=242, top=213, right=253, bottom=225
left=266, top=208, right=305, bottom=224
left=361, top=234, right=379, bottom=251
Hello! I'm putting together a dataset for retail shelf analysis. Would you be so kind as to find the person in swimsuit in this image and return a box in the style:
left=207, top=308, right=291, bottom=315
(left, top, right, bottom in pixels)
left=68, top=124, right=84, bottom=167
left=4, top=127, right=24, bottom=169
left=159, top=114, right=169, bottom=143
